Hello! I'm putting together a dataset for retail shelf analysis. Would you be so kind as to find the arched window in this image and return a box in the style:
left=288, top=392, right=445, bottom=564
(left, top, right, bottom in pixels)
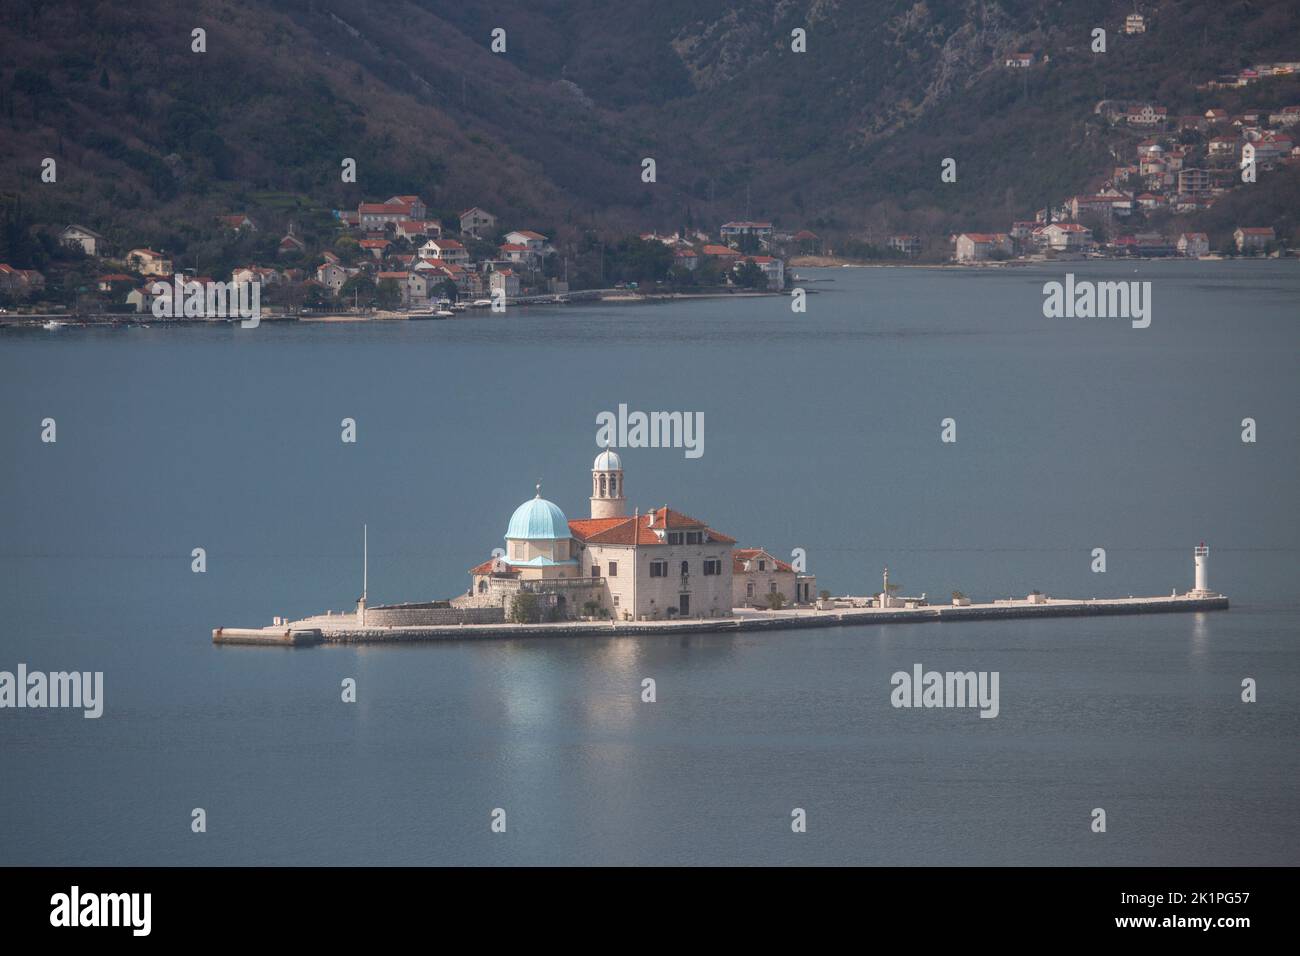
left=477, top=580, right=487, bottom=593
left=680, top=560, right=690, bottom=577
left=599, top=474, right=607, bottom=497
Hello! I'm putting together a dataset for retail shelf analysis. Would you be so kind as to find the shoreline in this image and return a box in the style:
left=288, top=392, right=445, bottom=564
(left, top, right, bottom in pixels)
left=1, top=289, right=788, bottom=328
left=213, top=593, right=1229, bottom=646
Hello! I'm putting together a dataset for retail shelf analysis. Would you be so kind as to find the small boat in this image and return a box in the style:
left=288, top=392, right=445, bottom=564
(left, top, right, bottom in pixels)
left=434, top=309, right=454, bottom=317
left=471, top=299, right=492, bottom=308
left=42, top=320, right=65, bottom=330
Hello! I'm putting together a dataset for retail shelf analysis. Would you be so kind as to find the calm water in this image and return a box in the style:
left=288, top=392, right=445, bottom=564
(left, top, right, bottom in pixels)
left=1, top=261, right=1297, bottom=865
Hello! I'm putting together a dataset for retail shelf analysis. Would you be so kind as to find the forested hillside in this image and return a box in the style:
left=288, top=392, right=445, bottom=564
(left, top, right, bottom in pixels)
left=1, top=0, right=1297, bottom=260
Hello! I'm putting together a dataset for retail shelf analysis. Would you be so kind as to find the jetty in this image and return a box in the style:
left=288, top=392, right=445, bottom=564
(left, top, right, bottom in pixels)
left=214, top=592, right=1228, bottom=646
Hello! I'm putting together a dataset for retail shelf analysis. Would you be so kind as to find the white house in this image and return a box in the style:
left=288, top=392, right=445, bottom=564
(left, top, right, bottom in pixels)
left=503, top=230, right=548, bottom=253
left=1234, top=227, right=1275, bottom=252
left=734, top=255, right=784, bottom=289
left=127, top=248, right=172, bottom=276
left=60, top=224, right=106, bottom=257
left=421, top=238, right=469, bottom=264
left=490, top=269, right=521, bottom=297
left=1040, top=223, right=1093, bottom=251
left=954, top=233, right=1013, bottom=261
left=459, top=207, right=496, bottom=236
left=719, top=221, right=773, bottom=241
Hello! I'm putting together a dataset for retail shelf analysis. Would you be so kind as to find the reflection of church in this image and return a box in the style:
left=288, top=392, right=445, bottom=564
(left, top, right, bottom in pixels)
left=459, top=450, right=810, bottom=621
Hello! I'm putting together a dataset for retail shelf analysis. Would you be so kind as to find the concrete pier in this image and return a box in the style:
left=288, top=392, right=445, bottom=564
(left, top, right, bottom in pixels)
left=213, top=593, right=1228, bottom=646
left=212, top=627, right=323, bottom=646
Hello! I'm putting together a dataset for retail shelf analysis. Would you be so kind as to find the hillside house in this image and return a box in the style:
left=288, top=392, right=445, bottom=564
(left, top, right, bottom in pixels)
left=126, top=248, right=172, bottom=276
left=1176, top=233, right=1209, bottom=257
left=357, top=202, right=411, bottom=229
left=954, top=233, right=1013, bottom=261
left=386, top=196, right=427, bottom=219
left=719, top=221, right=774, bottom=242
left=734, top=255, right=785, bottom=290
left=0, top=264, right=45, bottom=292
left=1040, top=223, right=1093, bottom=251
left=886, top=234, right=921, bottom=257
left=217, top=215, right=257, bottom=232
left=1234, top=227, right=1275, bottom=252
left=60, top=224, right=107, bottom=257
left=489, top=269, right=521, bottom=298
left=421, top=238, right=469, bottom=264
left=358, top=238, right=391, bottom=259
left=503, top=230, right=548, bottom=253
left=459, top=207, right=496, bottom=236
left=395, top=220, right=443, bottom=241
left=1178, top=168, right=1213, bottom=194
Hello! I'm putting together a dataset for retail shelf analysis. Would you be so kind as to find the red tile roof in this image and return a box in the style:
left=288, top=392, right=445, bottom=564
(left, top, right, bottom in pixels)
left=733, top=548, right=795, bottom=573
left=568, top=508, right=735, bottom=546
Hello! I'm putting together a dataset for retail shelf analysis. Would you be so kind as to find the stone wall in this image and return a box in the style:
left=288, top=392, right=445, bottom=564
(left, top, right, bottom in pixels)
left=366, top=602, right=504, bottom=626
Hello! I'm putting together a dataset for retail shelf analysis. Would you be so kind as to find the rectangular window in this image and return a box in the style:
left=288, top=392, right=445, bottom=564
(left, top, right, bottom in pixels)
left=758, top=560, right=766, bottom=571
left=686, top=531, right=703, bottom=544
left=612, top=594, right=620, bottom=606
left=747, top=583, right=755, bottom=597
left=591, top=565, right=600, bottom=578
left=608, top=561, right=617, bottom=577
left=770, top=582, right=778, bottom=593
left=703, top=559, right=721, bottom=576
left=667, top=532, right=684, bottom=545
left=649, top=560, right=668, bottom=578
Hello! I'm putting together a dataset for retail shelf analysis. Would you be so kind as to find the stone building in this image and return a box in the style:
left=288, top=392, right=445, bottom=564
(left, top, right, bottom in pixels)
left=732, top=548, right=817, bottom=607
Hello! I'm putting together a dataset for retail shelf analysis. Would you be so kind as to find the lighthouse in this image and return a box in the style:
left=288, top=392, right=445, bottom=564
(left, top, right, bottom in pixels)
left=1189, top=542, right=1213, bottom=597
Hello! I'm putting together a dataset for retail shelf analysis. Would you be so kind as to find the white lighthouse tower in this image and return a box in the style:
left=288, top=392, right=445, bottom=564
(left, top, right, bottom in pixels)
left=1188, top=542, right=1213, bottom=597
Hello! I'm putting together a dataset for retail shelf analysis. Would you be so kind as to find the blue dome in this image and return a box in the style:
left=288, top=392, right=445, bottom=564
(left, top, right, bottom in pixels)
left=505, top=492, right=570, bottom=540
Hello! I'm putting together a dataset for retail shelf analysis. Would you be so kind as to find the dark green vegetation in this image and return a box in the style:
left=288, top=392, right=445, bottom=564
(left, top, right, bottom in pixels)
left=1, top=0, right=1297, bottom=265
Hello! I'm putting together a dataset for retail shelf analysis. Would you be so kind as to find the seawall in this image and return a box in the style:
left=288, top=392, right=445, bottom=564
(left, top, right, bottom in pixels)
left=213, top=594, right=1229, bottom=646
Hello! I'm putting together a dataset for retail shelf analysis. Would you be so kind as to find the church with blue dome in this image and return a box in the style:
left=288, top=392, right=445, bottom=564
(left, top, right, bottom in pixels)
left=458, top=449, right=781, bottom=622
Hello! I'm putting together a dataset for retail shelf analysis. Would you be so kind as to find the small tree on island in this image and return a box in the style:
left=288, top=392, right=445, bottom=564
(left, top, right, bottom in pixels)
left=819, top=589, right=831, bottom=601
left=509, top=592, right=540, bottom=624
left=766, top=592, right=787, bottom=610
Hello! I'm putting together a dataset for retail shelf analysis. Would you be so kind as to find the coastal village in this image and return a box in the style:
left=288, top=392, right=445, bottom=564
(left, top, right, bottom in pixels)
left=947, top=18, right=1298, bottom=263
left=2, top=11, right=1297, bottom=316
left=0, top=204, right=798, bottom=320
left=948, top=89, right=1296, bottom=263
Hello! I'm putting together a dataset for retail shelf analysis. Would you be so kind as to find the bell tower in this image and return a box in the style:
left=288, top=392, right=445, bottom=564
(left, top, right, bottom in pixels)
left=590, top=445, right=626, bottom=519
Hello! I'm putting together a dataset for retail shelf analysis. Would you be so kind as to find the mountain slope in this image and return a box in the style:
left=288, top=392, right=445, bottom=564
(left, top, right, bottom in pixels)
left=1, top=0, right=1297, bottom=259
